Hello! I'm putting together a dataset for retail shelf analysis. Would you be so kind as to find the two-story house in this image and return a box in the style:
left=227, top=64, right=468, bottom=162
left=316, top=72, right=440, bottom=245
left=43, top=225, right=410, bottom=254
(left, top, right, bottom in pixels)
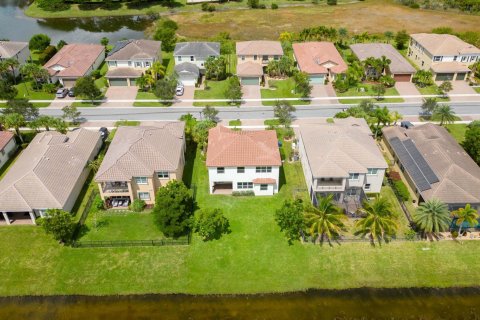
left=0, top=41, right=30, bottom=78
left=0, top=131, right=17, bottom=170
left=94, top=123, right=186, bottom=208
left=296, top=118, right=387, bottom=212
left=236, top=41, right=284, bottom=85
left=173, top=42, right=220, bottom=86
left=206, top=126, right=281, bottom=195
left=105, top=39, right=162, bottom=86
left=408, top=33, right=480, bottom=81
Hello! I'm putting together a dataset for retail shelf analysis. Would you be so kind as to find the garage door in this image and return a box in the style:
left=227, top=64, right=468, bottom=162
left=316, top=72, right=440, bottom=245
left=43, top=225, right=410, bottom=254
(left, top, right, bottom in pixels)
left=62, top=79, right=76, bottom=88
left=130, top=78, right=136, bottom=86
left=435, top=73, right=454, bottom=81
left=109, top=78, right=128, bottom=86
left=241, top=77, right=259, bottom=85
left=309, top=75, right=325, bottom=84
left=179, top=75, right=197, bottom=86
left=393, top=74, right=412, bottom=82
left=456, top=73, right=467, bottom=81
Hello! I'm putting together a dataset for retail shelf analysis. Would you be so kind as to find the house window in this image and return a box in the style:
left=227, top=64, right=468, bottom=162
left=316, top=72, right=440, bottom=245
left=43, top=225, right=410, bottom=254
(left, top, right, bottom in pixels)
left=138, top=192, right=151, bottom=201
left=433, top=56, right=441, bottom=62
left=190, top=56, right=194, bottom=62
left=253, top=55, right=258, bottom=61
left=157, top=171, right=169, bottom=179
left=348, top=173, right=359, bottom=181
left=421, top=61, right=424, bottom=66
left=178, top=56, right=182, bottom=62
left=347, top=188, right=357, bottom=196
left=237, top=182, right=253, bottom=189
left=128, top=61, right=132, bottom=66
left=108, top=61, right=117, bottom=67
left=145, top=61, right=151, bottom=67
left=256, top=166, right=272, bottom=173
left=273, top=55, right=279, bottom=60
left=260, top=184, right=268, bottom=191
left=135, top=61, right=142, bottom=68
left=367, top=168, right=378, bottom=175
left=262, top=55, right=268, bottom=61
left=364, top=184, right=371, bottom=191
left=237, top=167, right=245, bottom=173
left=135, top=177, right=148, bottom=185
left=461, top=56, right=467, bottom=62
left=454, top=56, right=458, bottom=61
left=241, top=56, right=245, bottom=61
left=217, top=167, right=225, bottom=174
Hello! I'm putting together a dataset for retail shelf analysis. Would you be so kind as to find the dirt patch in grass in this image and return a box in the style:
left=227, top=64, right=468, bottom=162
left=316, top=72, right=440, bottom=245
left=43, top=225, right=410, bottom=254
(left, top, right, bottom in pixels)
left=172, top=0, right=480, bottom=40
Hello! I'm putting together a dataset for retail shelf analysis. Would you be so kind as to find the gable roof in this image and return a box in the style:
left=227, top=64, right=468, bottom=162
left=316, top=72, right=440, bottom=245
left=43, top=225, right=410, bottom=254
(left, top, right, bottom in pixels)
left=382, top=123, right=480, bottom=205
left=0, top=131, right=15, bottom=151
left=296, top=118, right=387, bottom=178
left=350, top=43, right=416, bottom=74
left=106, top=40, right=161, bottom=61
left=293, top=42, right=347, bottom=75
left=237, top=61, right=263, bottom=77
left=174, top=42, right=220, bottom=57
left=174, top=62, right=200, bottom=77
left=0, top=129, right=101, bottom=212
left=410, top=33, right=480, bottom=56
left=95, top=123, right=185, bottom=182
left=0, top=41, right=28, bottom=59
left=206, top=126, right=281, bottom=167
left=236, top=41, right=283, bottom=56
left=44, top=44, right=105, bottom=78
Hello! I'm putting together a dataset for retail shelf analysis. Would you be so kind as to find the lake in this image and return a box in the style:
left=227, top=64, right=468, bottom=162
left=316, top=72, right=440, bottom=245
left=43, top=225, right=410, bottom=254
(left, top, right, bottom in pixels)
left=1, top=288, right=480, bottom=319
left=0, top=0, right=153, bottom=43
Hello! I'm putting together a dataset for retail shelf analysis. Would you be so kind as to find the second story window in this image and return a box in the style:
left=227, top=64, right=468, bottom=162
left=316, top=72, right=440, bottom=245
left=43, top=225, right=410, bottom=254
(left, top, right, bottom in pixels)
left=145, top=61, right=151, bottom=67
left=217, top=167, right=225, bottom=174
left=253, top=55, right=258, bottom=61
left=135, top=177, right=148, bottom=185
left=241, top=56, right=245, bottom=61
left=349, top=173, right=359, bottom=181
left=135, top=61, right=142, bottom=68
left=367, top=168, right=378, bottom=175
left=433, top=56, right=442, bottom=62
left=190, top=56, right=194, bottom=61
left=256, top=166, right=272, bottom=173
left=178, top=56, right=182, bottom=62
left=157, top=171, right=169, bottom=179
left=128, top=61, right=132, bottom=66
left=237, top=167, right=245, bottom=173
left=273, top=55, right=279, bottom=60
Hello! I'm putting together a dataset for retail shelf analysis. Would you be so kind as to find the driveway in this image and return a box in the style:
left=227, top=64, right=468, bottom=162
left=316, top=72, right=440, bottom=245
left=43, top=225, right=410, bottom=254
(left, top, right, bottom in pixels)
left=48, top=95, right=75, bottom=109
left=102, top=86, right=138, bottom=107
left=310, top=84, right=338, bottom=104
left=395, top=82, right=422, bottom=103
left=242, top=85, right=261, bottom=107
left=445, top=81, right=480, bottom=102
left=173, top=86, right=195, bottom=107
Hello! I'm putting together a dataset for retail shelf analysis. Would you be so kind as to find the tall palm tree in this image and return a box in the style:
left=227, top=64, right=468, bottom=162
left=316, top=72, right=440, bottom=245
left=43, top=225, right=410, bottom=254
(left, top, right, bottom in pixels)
left=354, top=196, right=398, bottom=245
left=451, top=204, right=479, bottom=236
left=35, top=115, right=56, bottom=131
left=149, top=61, right=166, bottom=81
left=413, top=199, right=450, bottom=240
left=3, top=113, right=25, bottom=143
left=3, top=58, right=20, bottom=84
left=371, top=106, right=391, bottom=138
left=304, top=195, right=347, bottom=245
left=87, top=155, right=104, bottom=173
left=391, top=111, right=403, bottom=125
left=433, top=105, right=456, bottom=126
left=379, top=55, right=391, bottom=74
left=52, top=118, right=68, bottom=134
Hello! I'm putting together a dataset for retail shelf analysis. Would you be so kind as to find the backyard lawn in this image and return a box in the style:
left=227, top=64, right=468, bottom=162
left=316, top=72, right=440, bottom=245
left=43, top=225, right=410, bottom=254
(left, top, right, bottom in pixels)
left=336, top=84, right=404, bottom=104
left=261, top=78, right=309, bottom=106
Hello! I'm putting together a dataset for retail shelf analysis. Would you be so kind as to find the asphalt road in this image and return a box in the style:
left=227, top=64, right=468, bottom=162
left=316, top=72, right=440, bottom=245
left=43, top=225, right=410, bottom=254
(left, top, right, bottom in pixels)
left=39, top=102, right=480, bottom=121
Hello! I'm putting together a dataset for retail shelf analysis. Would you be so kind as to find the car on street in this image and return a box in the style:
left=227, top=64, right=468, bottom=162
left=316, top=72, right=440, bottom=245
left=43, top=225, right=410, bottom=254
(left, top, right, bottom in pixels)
left=55, top=88, right=69, bottom=98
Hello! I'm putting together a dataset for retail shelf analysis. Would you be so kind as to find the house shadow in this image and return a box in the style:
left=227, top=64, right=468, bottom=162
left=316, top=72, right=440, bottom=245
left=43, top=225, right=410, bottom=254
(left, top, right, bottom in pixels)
left=182, top=143, right=197, bottom=188
left=278, top=165, right=287, bottom=192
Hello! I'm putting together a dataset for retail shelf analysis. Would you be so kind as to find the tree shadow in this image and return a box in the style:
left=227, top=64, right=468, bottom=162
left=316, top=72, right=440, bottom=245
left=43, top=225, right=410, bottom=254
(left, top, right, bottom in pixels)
left=182, top=143, right=197, bottom=188
left=278, top=165, right=287, bottom=192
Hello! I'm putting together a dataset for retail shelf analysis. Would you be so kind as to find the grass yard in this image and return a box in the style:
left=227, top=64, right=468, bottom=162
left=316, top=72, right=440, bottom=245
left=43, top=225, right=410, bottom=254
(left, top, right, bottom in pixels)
left=261, top=78, right=310, bottom=106
left=13, top=81, right=53, bottom=107
left=264, top=119, right=280, bottom=126
left=336, top=84, right=404, bottom=104
left=115, top=120, right=140, bottom=126
left=194, top=80, right=235, bottom=107
left=162, top=52, right=175, bottom=76
left=445, top=124, right=467, bottom=144
left=474, top=87, right=480, bottom=94
left=229, top=119, right=242, bottom=127
left=416, top=84, right=449, bottom=102
left=134, top=91, right=168, bottom=107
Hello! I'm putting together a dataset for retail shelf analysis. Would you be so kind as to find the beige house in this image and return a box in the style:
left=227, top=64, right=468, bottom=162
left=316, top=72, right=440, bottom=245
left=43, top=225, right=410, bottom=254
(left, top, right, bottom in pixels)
left=0, top=41, right=30, bottom=78
left=0, top=129, right=102, bottom=225
left=94, top=123, right=186, bottom=208
left=0, top=131, right=17, bottom=170
left=105, top=40, right=162, bottom=87
left=236, top=41, right=284, bottom=85
left=408, top=33, right=480, bottom=81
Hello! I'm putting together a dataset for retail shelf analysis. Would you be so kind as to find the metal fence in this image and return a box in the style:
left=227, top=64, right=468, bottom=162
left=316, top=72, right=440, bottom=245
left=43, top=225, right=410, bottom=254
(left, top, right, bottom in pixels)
left=72, top=189, right=98, bottom=240
left=72, top=237, right=190, bottom=248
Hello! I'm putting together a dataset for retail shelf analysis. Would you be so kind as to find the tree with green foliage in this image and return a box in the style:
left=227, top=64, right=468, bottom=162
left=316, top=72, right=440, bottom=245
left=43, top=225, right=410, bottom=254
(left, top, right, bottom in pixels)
left=205, top=56, right=227, bottom=81
left=293, top=71, right=312, bottom=97
left=247, top=0, right=259, bottom=8
left=412, top=70, right=433, bottom=88
left=384, top=31, right=394, bottom=43
left=33, top=115, right=56, bottom=131
left=224, top=76, right=242, bottom=104
left=153, top=20, right=178, bottom=52
left=194, top=208, right=230, bottom=241
left=20, top=63, right=49, bottom=90
left=354, top=196, right=398, bottom=245
left=74, top=76, right=101, bottom=103
left=100, top=37, right=109, bottom=48
left=1, top=58, right=20, bottom=84
left=131, top=199, right=146, bottom=212
left=370, top=106, right=391, bottom=138
left=451, top=204, right=478, bottom=236
left=153, top=75, right=177, bottom=102
left=57, top=40, right=67, bottom=50
left=3, top=113, right=25, bottom=143
left=275, top=199, right=305, bottom=244
left=438, top=81, right=452, bottom=98
left=87, top=155, right=104, bottom=173
left=148, top=61, right=166, bottom=81
left=274, top=100, right=296, bottom=128
left=413, top=199, right=450, bottom=240
left=304, top=195, right=347, bottom=245
left=372, top=83, right=386, bottom=100
left=395, top=30, right=409, bottom=50
left=179, top=113, right=198, bottom=143
left=420, top=97, right=438, bottom=116
left=61, top=105, right=81, bottom=124
left=266, top=56, right=294, bottom=78
left=464, top=122, right=480, bottom=165
left=38, top=209, right=75, bottom=243
left=202, top=105, right=219, bottom=122
left=433, top=104, right=456, bottom=126
left=29, top=34, right=51, bottom=52
left=192, top=120, right=216, bottom=152
left=0, top=79, right=18, bottom=100
left=153, top=180, right=195, bottom=237
left=52, top=118, right=69, bottom=134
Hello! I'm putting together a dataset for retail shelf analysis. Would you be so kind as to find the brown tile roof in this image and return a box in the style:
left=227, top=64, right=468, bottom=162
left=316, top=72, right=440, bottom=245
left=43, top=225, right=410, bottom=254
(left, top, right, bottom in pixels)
left=206, top=126, right=281, bottom=167
left=293, top=42, right=348, bottom=75
left=105, top=68, right=143, bottom=78
left=0, top=129, right=101, bottom=212
left=0, top=131, right=15, bottom=151
left=44, top=44, right=105, bottom=78
left=236, top=41, right=283, bottom=56
left=95, top=123, right=185, bottom=182
left=382, top=123, right=480, bottom=205
left=252, top=178, right=276, bottom=184
left=237, top=62, right=263, bottom=77
left=106, top=40, right=161, bottom=61
left=411, top=33, right=480, bottom=55
left=350, top=43, right=416, bottom=74
left=430, top=62, right=471, bottom=73
left=0, top=41, right=28, bottom=59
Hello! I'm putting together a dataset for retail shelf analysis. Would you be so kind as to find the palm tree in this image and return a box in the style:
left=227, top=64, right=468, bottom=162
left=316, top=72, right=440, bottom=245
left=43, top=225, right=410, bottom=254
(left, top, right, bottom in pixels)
left=2, top=58, right=20, bottom=84
left=3, top=113, right=25, bottom=143
left=371, top=106, right=391, bottom=138
left=35, top=115, right=56, bottom=131
left=379, top=55, right=391, bottom=74
left=391, top=111, right=403, bottom=125
left=52, top=118, right=68, bottom=134
left=451, top=204, right=478, bottom=236
left=303, top=195, right=347, bottom=245
left=413, top=199, right=450, bottom=240
left=149, top=61, right=166, bottom=81
left=421, top=97, right=438, bottom=116
left=135, top=75, right=149, bottom=92
left=433, top=105, right=456, bottom=126
left=20, top=63, right=49, bottom=90
left=87, top=155, right=104, bottom=173
left=354, top=196, right=398, bottom=245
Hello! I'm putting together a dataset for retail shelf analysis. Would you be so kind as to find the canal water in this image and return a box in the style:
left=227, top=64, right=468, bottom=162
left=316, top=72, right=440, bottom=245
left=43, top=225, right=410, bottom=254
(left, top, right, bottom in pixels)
left=0, top=0, right=153, bottom=43
left=1, top=288, right=480, bottom=319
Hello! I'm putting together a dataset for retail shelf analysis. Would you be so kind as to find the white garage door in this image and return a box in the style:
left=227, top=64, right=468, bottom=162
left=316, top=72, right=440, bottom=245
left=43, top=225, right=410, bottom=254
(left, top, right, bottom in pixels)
left=241, top=77, right=259, bottom=85
left=179, top=75, right=197, bottom=86
left=109, top=78, right=129, bottom=86
left=309, top=75, right=325, bottom=84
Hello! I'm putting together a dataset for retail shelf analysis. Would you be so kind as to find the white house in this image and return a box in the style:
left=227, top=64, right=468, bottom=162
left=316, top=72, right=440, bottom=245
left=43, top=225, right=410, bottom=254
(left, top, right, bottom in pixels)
left=0, top=41, right=30, bottom=78
left=173, top=42, right=220, bottom=86
left=206, top=126, right=281, bottom=196
left=295, top=118, right=387, bottom=211
left=0, top=131, right=17, bottom=170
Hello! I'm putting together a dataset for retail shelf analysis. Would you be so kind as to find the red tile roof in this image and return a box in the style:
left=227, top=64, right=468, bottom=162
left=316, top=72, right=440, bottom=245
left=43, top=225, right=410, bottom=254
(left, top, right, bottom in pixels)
left=206, top=126, right=281, bottom=167
left=44, top=44, right=104, bottom=78
left=0, top=131, right=14, bottom=150
left=293, top=42, right=347, bottom=75
left=252, top=178, right=276, bottom=184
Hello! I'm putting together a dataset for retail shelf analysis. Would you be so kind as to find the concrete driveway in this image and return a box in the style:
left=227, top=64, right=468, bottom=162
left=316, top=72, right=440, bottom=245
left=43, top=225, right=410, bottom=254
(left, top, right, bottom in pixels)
left=174, top=86, right=196, bottom=107
left=395, top=82, right=422, bottom=103
left=310, top=84, right=338, bottom=104
left=445, top=81, right=480, bottom=102
left=102, top=86, right=138, bottom=107
left=48, top=95, right=75, bottom=109
left=242, top=85, right=261, bottom=107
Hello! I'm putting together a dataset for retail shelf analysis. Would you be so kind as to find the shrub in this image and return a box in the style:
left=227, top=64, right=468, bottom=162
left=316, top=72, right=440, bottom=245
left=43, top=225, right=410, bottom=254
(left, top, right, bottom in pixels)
left=404, top=229, right=417, bottom=241
left=271, top=3, right=278, bottom=8
left=37, top=0, right=70, bottom=11
left=393, top=180, right=410, bottom=201
left=38, top=45, right=57, bottom=65
left=131, top=199, right=146, bottom=212
left=247, top=0, right=259, bottom=8
left=38, top=209, right=75, bottom=244
left=194, top=208, right=230, bottom=241
left=334, top=111, right=349, bottom=119
left=91, top=69, right=101, bottom=79
left=327, top=0, right=337, bottom=5
left=258, top=3, right=266, bottom=8
left=388, top=170, right=401, bottom=181
left=92, top=195, right=104, bottom=211
left=232, top=190, right=255, bottom=196
left=379, top=75, right=396, bottom=88
left=409, top=3, right=420, bottom=8
left=42, top=83, right=57, bottom=94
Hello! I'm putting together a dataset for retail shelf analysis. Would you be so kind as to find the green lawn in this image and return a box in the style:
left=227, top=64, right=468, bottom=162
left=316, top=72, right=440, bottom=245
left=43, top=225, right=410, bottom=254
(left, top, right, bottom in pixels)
left=13, top=81, right=53, bottom=107
left=336, top=84, right=404, bottom=104
left=445, top=124, right=467, bottom=144
left=194, top=80, right=235, bottom=107
left=474, top=87, right=480, bottom=94
left=163, top=52, right=175, bottom=76
left=134, top=91, right=169, bottom=107
left=115, top=120, right=140, bottom=126
left=264, top=119, right=280, bottom=126
left=416, top=85, right=449, bottom=102
left=261, top=78, right=310, bottom=106
left=229, top=119, right=242, bottom=127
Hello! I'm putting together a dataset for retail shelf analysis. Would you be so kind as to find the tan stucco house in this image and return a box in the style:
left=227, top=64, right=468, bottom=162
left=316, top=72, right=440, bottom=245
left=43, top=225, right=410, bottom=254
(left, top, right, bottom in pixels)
left=94, top=123, right=186, bottom=208
left=0, top=41, right=30, bottom=78
left=408, top=33, right=480, bottom=81
left=236, top=41, right=284, bottom=85
left=0, top=131, right=17, bottom=170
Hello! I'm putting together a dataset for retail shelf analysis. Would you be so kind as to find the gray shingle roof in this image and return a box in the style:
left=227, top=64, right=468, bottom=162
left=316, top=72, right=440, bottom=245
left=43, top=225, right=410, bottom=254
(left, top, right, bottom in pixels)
left=174, top=62, right=200, bottom=77
left=350, top=43, right=416, bottom=74
left=0, top=129, right=101, bottom=212
left=0, top=41, right=28, bottom=59
left=106, top=40, right=161, bottom=61
left=95, top=123, right=185, bottom=182
left=174, top=42, right=220, bottom=57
